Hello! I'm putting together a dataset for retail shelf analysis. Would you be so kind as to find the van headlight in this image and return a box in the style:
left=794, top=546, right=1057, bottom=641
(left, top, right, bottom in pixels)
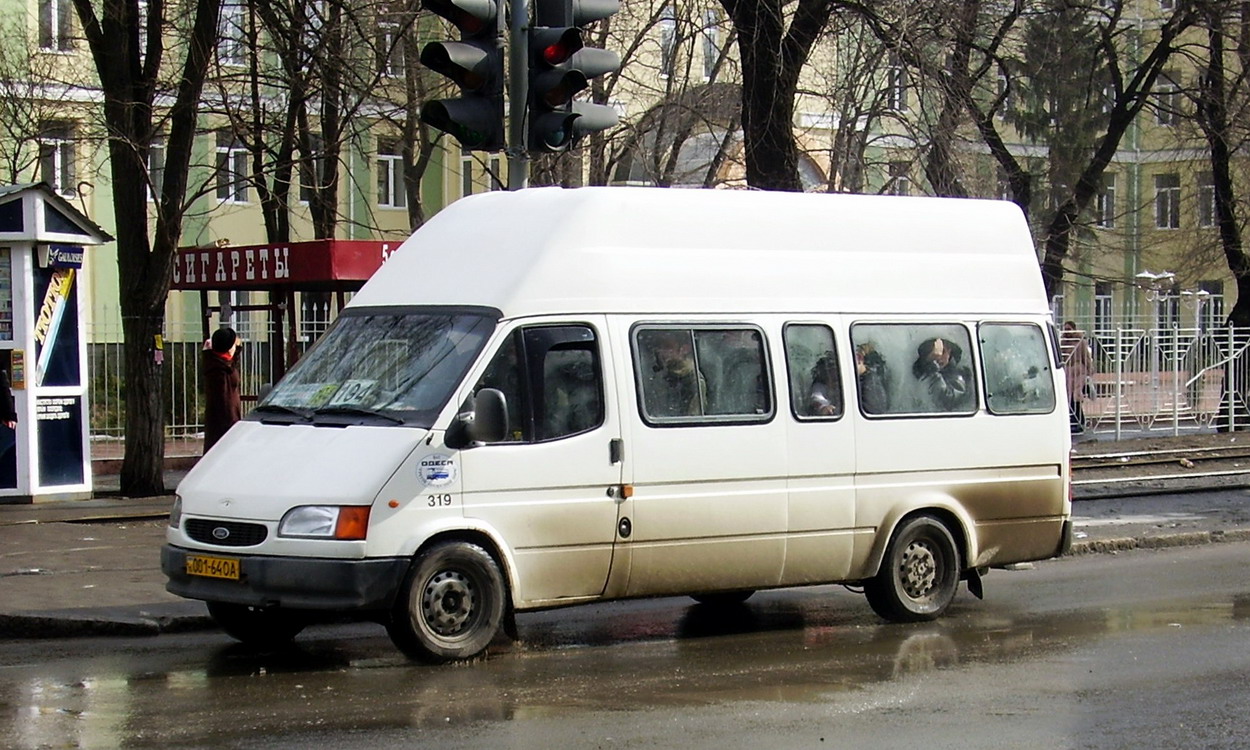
left=169, top=496, right=182, bottom=529
left=278, top=505, right=370, bottom=540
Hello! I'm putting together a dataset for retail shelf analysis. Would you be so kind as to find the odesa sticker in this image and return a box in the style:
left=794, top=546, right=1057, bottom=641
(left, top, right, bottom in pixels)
left=418, top=454, right=457, bottom=487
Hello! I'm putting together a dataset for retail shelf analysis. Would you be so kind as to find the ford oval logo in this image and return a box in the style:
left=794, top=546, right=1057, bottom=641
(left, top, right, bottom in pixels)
left=212, top=526, right=231, bottom=541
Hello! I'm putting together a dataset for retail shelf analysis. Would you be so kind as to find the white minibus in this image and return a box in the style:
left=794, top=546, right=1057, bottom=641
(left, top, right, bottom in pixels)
left=162, top=187, right=1072, bottom=662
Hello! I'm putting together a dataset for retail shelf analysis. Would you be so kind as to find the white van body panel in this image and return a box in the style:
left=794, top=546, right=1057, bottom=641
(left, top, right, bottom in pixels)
left=350, top=188, right=1047, bottom=318
left=175, top=421, right=417, bottom=524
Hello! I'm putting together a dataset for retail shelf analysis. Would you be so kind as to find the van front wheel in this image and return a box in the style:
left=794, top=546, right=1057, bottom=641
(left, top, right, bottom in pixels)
left=864, top=515, right=960, bottom=622
left=387, top=542, right=507, bottom=663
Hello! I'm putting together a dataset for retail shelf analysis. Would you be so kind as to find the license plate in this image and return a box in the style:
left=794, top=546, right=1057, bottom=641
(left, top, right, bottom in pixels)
left=186, top=554, right=241, bottom=580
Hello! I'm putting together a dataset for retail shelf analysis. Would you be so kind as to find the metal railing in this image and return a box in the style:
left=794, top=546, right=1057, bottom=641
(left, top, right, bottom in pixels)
left=1069, top=326, right=1250, bottom=439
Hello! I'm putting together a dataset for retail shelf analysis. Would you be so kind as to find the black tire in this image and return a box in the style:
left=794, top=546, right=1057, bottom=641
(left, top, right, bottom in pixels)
left=864, top=514, right=960, bottom=623
left=690, top=590, right=755, bottom=606
left=387, top=541, right=507, bottom=664
left=206, top=602, right=307, bottom=646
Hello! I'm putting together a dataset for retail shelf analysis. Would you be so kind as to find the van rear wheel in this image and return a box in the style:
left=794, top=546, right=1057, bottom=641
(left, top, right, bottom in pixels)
left=387, top=541, right=507, bottom=663
left=864, top=515, right=960, bottom=622
left=207, top=602, right=307, bottom=646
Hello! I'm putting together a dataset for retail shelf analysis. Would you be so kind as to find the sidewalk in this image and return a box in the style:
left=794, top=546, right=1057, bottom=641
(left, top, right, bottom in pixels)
left=2, top=461, right=1250, bottom=641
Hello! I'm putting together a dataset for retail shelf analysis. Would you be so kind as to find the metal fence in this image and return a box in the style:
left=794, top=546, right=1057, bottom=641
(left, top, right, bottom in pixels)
left=84, top=306, right=1250, bottom=454
left=86, top=299, right=337, bottom=453
left=1067, top=326, right=1250, bottom=439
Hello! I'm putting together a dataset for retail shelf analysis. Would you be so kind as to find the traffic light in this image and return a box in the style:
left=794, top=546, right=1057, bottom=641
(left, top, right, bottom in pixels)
left=419, top=0, right=505, bottom=152
left=527, top=0, right=621, bottom=153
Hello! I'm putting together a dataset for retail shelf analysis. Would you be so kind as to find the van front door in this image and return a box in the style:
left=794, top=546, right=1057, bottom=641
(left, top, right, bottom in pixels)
left=456, top=319, right=624, bottom=605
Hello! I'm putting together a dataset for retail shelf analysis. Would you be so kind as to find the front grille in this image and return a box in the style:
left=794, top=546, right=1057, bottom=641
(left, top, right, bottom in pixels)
left=185, top=518, right=268, bottom=547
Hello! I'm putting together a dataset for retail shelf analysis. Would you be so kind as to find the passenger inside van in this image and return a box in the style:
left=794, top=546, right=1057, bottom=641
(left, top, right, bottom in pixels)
left=641, top=331, right=705, bottom=418
left=807, top=352, right=842, bottom=416
left=855, top=342, right=891, bottom=414
left=912, top=337, right=974, bottom=411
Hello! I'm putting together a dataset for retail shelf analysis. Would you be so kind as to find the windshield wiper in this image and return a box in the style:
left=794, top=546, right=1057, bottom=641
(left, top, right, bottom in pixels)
left=250, top=403, right=311, bottom=422
left=311, top=405, right=405, bottom=425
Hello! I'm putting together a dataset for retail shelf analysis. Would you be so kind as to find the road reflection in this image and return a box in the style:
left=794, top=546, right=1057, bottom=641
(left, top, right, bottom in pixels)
left=4, top=590, right=1249, bottom=747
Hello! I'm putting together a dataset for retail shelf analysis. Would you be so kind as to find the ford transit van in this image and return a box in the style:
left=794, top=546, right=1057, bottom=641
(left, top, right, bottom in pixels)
left=162, top=187, right=1072, bottom=662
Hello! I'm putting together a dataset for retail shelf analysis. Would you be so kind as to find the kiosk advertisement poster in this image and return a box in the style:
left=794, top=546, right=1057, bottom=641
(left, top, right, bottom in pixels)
left=32, top=250, right=84, bottom=486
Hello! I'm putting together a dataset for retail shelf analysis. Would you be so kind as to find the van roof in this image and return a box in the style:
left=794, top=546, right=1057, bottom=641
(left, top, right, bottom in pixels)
left=349, top=187, right=1050, bottom=318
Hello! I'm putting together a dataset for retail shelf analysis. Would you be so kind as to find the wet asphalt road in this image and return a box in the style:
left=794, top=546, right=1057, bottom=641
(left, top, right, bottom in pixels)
left=2, top=542, right=1248, bottom=749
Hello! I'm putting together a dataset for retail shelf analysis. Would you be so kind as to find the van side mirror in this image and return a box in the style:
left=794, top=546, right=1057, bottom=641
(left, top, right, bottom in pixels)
left=445, top=388, right=509, bottom=448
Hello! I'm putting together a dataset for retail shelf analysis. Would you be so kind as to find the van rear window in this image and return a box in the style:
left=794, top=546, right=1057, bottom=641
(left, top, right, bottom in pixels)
left=980, top=323, right=1056, bottom=414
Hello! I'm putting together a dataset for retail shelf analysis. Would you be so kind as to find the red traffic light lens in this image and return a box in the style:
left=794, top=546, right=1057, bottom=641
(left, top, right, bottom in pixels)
left=542, top=42, right=572, bottom=65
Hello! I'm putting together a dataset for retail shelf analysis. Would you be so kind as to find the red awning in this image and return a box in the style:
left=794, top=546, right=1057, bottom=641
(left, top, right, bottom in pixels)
left=171, top=239, right=400, bottom=290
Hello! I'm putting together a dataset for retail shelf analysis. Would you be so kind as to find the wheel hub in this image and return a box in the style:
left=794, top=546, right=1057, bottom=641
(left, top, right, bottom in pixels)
left=422, top=570, right=477, bottom=636
left=900, top=541, right=937, bottom=599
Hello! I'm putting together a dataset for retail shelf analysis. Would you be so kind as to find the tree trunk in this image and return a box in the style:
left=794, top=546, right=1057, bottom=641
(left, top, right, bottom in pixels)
left=1196, top=8, right=1250, bottom=325
left=73, top=0, right=222, bottom=495
left=721, top=0, right=830, bottom=191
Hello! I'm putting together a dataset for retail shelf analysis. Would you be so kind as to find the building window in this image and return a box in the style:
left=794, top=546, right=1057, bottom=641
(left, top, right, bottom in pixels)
left=460, top=151, right=474, bottom=197
left=39, top=0, right=73, bottom=51
left=1096, top=173, right=1116, bottom=228
left=1198, top=280, right=1224, bottom=331
left=887, top=61, right=908, bottom=112
left=377, top=137, right=405, bottom=208
left=887, top=162, right=910, bottom=196
left=1155, top=74, right=1181, bottom=126
left=299, top=134, right=324, bottom=205
left=659, top=5, right=676, bottom=79
left=996, top=71, right=1011, bottom=118
left=147, top=137, right=165, bottom=203
left=1198, top=171, right=1217, bottom=228
left=488, top=155, right=502, bottom=190
left=1154, top=174, right=1181, bottom=229
left=219, top=0, right=247, bottom=67
left=39, top=122, right=75, bottom=196
left=376, top=11, right=404, bottom=78
left=1160, top=0, right=1175, bottom=9
left=215, top=131, right=249, bottom=204
left=701, top=9, right=721, bottom=81
left=1094, top=282, right=1113, bottom=334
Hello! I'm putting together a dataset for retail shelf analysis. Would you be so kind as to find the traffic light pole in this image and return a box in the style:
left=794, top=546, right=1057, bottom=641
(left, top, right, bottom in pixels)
left=506, top=0, right=529, bottom=190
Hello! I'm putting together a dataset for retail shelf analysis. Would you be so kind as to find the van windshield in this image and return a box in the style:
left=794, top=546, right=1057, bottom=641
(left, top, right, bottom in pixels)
left=252, top=308, right=496, bottom=427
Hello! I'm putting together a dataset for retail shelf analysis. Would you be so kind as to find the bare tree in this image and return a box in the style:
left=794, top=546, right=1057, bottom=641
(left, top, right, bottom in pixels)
left=70, top=0, right=223, bottom=495
left=718, top=0, right=831, bottom=191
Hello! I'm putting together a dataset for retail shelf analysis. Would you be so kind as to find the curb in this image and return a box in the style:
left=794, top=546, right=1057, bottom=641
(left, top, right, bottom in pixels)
left=1066, top=527, right=1250, bottom=555
left=0, top=604, right=212, bottom=639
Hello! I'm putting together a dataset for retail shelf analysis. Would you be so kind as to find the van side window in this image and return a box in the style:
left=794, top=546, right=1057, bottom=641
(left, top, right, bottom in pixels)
left=850, top=323, right=977, bottom=415
left=635, top=326, right=771, bottom=424
left=784, top=324, right=842, bottom=419
left=473, top=325, right=605, bottom=442
left=980, top=323, right=1056, bottom=415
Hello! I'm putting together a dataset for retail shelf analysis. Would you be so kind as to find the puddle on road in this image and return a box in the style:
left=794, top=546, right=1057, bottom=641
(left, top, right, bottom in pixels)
left=4, top=592, right=1250, bottom=746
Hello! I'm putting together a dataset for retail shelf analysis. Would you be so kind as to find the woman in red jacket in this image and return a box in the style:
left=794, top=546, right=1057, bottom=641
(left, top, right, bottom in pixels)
left=203, top=327, right=242, bottom=452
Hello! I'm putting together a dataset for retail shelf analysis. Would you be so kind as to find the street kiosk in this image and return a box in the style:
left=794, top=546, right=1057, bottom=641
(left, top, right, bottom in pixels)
left=0, top=183, right=112, bottom=503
